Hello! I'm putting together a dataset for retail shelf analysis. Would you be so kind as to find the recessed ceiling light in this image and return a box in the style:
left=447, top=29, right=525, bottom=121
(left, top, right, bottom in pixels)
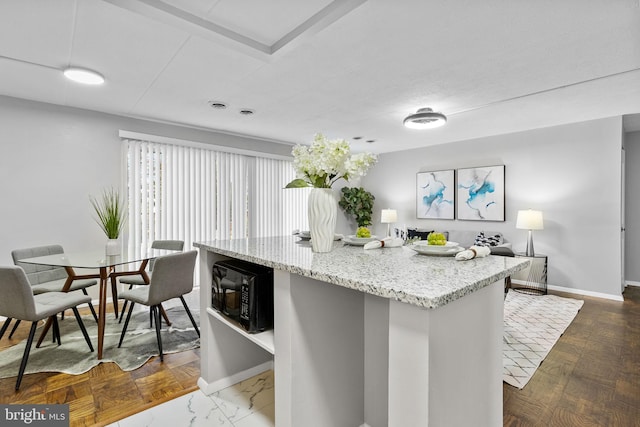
left=366, top=139, right=376, bottom=143
left=239, top=109, right=254, bottom=115
left=353, top=136, right=363, bottom=140
left=403, top=107, right=447, bottom=129
left=208, top=101, right=227, bottom=109
left=63, top=67, right=105, bottom=85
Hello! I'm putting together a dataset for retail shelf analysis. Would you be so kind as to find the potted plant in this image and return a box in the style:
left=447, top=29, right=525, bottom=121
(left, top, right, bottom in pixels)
left=90, top=188, right=126, bottom=255
left=339, top=186, right=375, bottom=237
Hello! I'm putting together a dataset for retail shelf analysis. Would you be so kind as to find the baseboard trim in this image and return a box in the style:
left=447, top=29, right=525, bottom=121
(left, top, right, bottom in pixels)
left=546, top=284, right=624, bottom=301
left=197, top=360, right=274, bottom=395
left=625, top=280, right=640, bottom=288
left=510, top=279, right=624, bottom=301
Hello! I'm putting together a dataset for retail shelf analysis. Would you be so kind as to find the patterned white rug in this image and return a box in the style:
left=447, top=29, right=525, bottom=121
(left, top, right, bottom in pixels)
left=503, top=291, right=583, bottom=389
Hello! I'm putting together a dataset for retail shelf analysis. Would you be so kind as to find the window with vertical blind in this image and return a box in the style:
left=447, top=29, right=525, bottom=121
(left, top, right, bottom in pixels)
left=123, top=137, right=308, bottom=259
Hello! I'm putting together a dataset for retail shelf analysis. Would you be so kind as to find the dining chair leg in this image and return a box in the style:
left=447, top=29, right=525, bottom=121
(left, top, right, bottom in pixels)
left=0, top=318, right=12, bottom=339
left=52, top=315, right=61, bottom=346
left=143, top=304, right=167, bottom=328
left=118, top=302, right=135, bottom=348
left=118, top=285, right=134, bottom=323
left=81, top=289, right=99, bottom=322
left=16, top=322, right=38, bottom=390
left=180, top=296, right=200, bottom=337
left=110, top=276, right=119, bottom=319
left=119, top=301, right=128, bottom=323
left=152, top=305, right=164, bottom=362
left=71, top=307, right=94, bottom=352
left=8, top=319, right=22, bottom=339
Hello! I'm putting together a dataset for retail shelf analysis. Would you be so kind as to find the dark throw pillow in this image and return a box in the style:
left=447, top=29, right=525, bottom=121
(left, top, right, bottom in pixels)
left=407, top=228, right=433, bottom=240
left=474, top=231, right=503, bottom=247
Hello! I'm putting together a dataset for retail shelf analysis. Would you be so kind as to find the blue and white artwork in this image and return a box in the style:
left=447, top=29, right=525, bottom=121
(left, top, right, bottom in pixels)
left=416, top=170, right=455, bottom=219
left=456, top=165, right=505, bottom=221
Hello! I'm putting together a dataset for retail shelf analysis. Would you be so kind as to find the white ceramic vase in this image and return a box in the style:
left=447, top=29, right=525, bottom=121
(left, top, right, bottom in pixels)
left=105, top=238, right=121, bottom=256
left=308, top=188, right=337, bottom=253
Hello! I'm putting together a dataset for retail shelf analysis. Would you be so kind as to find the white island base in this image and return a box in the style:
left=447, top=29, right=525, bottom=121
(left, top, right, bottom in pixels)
left=197, top=248, right=504, bottom=427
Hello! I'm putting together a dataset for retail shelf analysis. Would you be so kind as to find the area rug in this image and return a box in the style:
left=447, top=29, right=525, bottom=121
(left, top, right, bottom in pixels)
left=0, top=306, right=200, bottom=378
left=503, top=291, right=583, bottom=389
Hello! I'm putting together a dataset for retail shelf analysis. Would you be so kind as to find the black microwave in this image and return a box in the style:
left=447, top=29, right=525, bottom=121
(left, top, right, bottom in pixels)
left=212, top=259, right=274, bottom=333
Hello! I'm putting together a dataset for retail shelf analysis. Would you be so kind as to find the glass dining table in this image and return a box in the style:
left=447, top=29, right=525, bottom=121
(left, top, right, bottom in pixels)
left=19, top=249, right=177, bottom=359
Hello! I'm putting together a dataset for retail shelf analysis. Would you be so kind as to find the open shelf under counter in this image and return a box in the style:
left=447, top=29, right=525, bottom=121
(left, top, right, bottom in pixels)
left=206, top=306, right=275, bottom=355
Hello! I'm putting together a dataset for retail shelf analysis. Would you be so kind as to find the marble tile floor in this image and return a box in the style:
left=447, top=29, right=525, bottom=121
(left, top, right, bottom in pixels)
left=106, top=370, right=274, bottom=427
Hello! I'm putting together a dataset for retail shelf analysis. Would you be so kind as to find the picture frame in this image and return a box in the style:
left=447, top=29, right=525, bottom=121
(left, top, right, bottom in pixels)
left=416, top=170, right=455, bottom=219
left=456, top=165, right=505, bottom=221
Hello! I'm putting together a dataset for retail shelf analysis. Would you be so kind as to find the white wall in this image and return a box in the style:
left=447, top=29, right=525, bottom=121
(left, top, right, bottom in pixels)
left=0, top=95, right=292, bottom=268
left=358, top=117, right=624, bottom=299
left=0, top=95, right=626, bottom=298
left=625, top=131, right=640, bottom=283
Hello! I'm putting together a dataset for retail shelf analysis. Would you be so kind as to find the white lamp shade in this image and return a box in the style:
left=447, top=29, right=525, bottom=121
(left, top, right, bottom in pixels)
left=381, top=209, right=397, bottom=223
left=516, top=210, right=544, bottom=230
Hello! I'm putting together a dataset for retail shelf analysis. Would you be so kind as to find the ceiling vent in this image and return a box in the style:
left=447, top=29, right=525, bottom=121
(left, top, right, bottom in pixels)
left=208, top=101, right=227, bottom=109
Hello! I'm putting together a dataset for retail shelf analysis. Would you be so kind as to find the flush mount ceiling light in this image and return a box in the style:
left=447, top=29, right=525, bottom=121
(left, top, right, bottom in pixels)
left=403, top=107, right=447, bottom=129
left=63, top=67, right=105, bottom=85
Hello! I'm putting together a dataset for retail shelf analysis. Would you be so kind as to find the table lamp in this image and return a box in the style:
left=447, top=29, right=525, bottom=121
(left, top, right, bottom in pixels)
left=381, top=209, right=397, bottom=237
left=516, top=209, right=544, bottom=256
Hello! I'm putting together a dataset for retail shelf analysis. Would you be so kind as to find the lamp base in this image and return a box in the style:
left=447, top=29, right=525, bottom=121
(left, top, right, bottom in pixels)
left=525, top=230, right=535, bottom=257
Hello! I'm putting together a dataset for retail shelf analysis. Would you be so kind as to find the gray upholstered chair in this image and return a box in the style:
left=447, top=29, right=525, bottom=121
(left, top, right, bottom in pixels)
left=117, top=240, right=184, bottom=321
left=118, top=250, right=199, bottom=361
left=4, top=245, right=98, bottom=339
left=0, top=266, right=94, bottom=390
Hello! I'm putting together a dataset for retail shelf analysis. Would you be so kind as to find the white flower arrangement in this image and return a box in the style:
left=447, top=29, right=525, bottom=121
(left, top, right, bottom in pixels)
left=286, top=133, right=378, bottom=188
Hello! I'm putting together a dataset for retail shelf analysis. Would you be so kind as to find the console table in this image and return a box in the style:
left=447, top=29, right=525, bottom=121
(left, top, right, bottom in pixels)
left=195, top=237, right=529, bottom=427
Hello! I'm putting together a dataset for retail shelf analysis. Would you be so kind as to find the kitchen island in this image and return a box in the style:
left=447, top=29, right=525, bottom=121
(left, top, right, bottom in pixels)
left=195, top=236, right=529, bottom=427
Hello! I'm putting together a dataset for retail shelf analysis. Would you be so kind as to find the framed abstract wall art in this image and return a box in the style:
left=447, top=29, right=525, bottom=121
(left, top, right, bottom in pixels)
left=416, top=170, right=455, bottom=219
left=456, top=165, right=505, bottom=221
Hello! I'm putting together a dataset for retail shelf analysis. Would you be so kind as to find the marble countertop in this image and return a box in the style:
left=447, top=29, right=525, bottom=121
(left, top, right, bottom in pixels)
left=194, top=236, right=529, bottom=309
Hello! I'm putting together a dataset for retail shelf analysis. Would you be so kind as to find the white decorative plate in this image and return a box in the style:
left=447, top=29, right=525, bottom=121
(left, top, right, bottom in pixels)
left=344, top=235, right=378, bottom=246
left=412, top=241, right=459, bottom=251
left=410, top=241, right=464, bottom=256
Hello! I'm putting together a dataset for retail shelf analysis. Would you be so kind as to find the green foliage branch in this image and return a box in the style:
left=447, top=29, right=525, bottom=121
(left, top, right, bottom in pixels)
left=339, top=186, right=375, bottom=227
